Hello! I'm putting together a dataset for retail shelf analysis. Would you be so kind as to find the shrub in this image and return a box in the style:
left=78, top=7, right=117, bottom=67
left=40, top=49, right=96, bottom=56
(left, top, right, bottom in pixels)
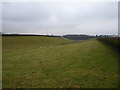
left=97, top=37, right=120, bottom=53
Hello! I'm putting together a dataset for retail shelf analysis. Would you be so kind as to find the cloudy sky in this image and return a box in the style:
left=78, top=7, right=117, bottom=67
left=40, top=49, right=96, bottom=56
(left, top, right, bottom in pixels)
left=2, top=1, right=118, bottom=35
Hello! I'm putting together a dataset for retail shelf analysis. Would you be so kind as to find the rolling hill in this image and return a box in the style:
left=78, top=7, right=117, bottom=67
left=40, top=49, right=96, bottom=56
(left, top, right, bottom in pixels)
left=2, top=36, right=118, bottom=88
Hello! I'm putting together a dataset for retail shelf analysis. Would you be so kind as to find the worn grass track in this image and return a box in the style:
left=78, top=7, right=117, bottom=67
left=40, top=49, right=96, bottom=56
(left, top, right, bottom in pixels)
left=2, top=36, right=118, bottom=88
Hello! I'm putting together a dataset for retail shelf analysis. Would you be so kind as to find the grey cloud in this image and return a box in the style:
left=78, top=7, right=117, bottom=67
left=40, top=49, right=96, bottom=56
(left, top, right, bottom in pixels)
left=2, top=2, right=118, bottom=35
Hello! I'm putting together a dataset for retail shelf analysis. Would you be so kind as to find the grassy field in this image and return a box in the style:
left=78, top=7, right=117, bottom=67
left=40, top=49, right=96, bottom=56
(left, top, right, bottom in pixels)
left=0, top=36, right=2, bottom=89
left=2, top=36, right=118, bottom=88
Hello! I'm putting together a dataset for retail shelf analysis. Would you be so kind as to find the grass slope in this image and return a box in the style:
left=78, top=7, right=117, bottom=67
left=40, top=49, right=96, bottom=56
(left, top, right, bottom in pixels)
left=2, top=36, right=118, bottom=88
left=0, top=36, right=2, bottom=89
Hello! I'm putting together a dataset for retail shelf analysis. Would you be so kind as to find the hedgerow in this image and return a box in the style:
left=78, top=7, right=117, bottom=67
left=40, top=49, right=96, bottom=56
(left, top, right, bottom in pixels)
left=97, top=37, right=120, bottom=53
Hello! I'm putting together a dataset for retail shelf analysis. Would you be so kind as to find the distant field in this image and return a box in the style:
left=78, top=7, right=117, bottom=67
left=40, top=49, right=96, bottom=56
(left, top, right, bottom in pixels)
left=2, top=36, right=118, bottom=88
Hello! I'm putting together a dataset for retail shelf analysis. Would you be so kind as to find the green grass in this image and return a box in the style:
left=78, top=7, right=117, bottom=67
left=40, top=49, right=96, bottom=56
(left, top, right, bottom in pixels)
left=0, top=36, right=2, bottom=89
left=2, top=36, right=118, bottom=88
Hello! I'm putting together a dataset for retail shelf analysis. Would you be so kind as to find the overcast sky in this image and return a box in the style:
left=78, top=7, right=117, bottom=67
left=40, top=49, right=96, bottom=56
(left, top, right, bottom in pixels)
left=2, top=2, right=118, bottom=35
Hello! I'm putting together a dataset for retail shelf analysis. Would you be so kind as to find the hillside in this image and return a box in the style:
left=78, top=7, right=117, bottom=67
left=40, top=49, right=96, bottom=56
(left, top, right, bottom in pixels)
left=2, top=36, right=72, bottom=52
left=2, top=36, right=118, bottom=88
